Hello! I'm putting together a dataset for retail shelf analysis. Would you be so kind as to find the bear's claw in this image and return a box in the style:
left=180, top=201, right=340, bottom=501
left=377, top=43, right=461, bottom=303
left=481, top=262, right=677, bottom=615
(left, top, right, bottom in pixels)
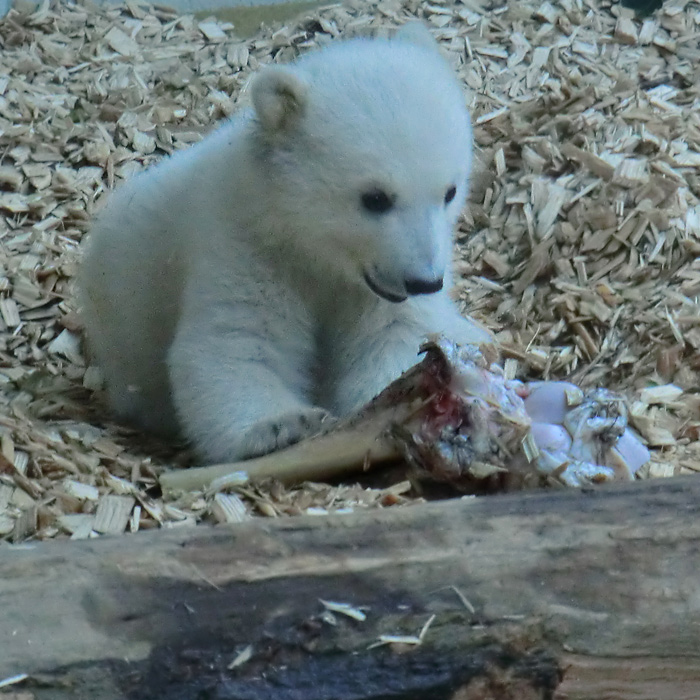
left=239, top=407, right=333, bottom=460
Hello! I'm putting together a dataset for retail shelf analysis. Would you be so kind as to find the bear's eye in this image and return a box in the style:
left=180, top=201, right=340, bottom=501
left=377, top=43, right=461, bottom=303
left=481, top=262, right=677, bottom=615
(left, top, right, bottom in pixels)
left=444, top=185, right=457, bottom=205
left=361, top=189, right=394, bottom=214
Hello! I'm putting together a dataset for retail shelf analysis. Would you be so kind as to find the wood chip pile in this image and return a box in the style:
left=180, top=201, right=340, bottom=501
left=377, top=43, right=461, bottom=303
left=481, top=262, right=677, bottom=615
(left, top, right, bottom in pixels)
left=0, top=0, right=698, bottom=543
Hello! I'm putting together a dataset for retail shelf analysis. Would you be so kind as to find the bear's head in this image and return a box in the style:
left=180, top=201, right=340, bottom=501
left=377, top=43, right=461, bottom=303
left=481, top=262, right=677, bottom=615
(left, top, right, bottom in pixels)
left=250, top=23, right=472, bottom=303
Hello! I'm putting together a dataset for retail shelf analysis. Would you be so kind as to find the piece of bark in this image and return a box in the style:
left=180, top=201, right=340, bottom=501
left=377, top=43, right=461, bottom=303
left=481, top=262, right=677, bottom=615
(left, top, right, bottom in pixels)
left=2, top=476, right=700, bottom=699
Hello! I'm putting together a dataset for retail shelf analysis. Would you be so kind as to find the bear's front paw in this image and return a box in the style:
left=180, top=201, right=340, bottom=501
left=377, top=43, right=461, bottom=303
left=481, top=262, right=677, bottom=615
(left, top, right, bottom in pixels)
left=239, top=407, right=332, bottom=459
left=453, top=316, right=495, bottom=346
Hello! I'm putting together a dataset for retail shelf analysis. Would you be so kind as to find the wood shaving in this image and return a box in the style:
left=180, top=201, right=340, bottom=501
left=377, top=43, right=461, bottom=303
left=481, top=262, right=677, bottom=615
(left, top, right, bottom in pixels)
left=0, top=0, right=699, bottom=542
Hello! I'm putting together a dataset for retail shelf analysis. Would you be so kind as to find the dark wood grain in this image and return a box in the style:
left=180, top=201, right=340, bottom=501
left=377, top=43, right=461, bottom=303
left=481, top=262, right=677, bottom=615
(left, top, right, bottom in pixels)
left=3, top=475, right=700, bottom=699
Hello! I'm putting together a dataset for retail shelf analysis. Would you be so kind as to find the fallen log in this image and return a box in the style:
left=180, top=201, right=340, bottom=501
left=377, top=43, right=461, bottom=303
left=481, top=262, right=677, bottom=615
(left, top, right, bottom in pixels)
left=2, top=475, right=700, bottom=699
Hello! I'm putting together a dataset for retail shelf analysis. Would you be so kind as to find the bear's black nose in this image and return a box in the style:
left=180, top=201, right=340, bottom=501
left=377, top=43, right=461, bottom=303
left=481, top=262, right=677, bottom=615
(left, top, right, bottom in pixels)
left=404, top=277, right=444, bottom=295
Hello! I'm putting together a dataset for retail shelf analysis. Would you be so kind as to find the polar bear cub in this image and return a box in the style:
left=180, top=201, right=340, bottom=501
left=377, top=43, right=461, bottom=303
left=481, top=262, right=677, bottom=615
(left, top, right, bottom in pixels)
left=79, top=23, right=493, bottom=463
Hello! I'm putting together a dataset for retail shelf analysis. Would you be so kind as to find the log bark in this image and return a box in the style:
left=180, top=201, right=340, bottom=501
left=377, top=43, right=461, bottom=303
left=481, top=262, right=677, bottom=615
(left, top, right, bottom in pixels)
left=2, top=475, right=700, bottom=699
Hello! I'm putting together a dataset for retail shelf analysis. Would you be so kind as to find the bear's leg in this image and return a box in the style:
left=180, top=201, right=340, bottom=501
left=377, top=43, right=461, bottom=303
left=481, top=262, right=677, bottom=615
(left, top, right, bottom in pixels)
left=326, top=297, right=493, bottom=415
left=168, top=329, right=329, bottom=464
left=81, top=282, right=181, bottom=437
left=102, top=363, right=179, bottom=438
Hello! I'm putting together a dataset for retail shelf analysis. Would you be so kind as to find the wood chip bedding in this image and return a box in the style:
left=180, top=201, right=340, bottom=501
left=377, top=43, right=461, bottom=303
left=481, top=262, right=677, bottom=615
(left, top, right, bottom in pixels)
left=0, top=0, right=698, bottom=542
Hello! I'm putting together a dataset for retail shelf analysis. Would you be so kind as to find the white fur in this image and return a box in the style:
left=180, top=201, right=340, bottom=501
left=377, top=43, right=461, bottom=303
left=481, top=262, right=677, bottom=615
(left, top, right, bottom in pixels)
left=79, top=25, right=494, bottom=463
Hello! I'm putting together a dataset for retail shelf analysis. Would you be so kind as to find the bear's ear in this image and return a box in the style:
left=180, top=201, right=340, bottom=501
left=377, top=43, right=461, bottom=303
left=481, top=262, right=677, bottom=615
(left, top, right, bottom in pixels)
left=394, top=21, right=441, bottom=53
left=251, top=67, right=308, bottom=134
